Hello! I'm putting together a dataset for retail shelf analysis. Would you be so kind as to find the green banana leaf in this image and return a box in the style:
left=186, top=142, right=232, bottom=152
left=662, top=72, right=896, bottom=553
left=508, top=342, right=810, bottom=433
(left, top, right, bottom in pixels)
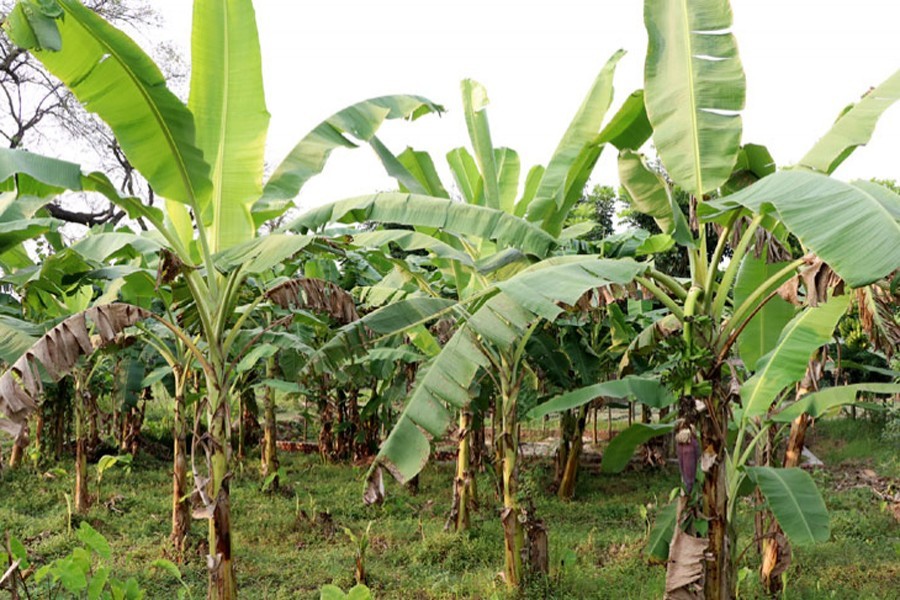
left=310, top=297, right=459, bottom=375
left=700, top=171, right=900, bottom=287
left=527, top=50, right=625, bottom=234
left=396, top=147, right=449, bottom=198
left=618, top=150, right=692, bottom=246
left=733, top=255, right=797, bottom=368
left=746, top=466, right=830, bottom=545
left=772, top=383, right=900, bottom=423
left=800, top=69, right=900, bottom=174
left=0, top=315, right=42, bottom=365
left=851, top=180, right=900, bottom=221
left=5, top=0, right=212, bottom=208
left=602, top=422, right=674, bottom=474
left=188, top=0, right=269, bottom=253
left=0, top=148, right=82, bottom=194
left=284, top=193, right=556, bottom=258
left=349, top=231, right=474, bottom=266
left=461, top=79, right=500, bottom=209
left=213, top=234, right=312, bottom=275
left=643, top=0, right=745, bottom=197
left=257, top=95, right=443, bottom=223
left=376, top=256, right=647, bottom=483
left=741, top=294, right=850, bottom=418
left=646, top=499, right=679, bottom=563
left=597, top=90, right=652, bottom=152
left=527, top=376, right=674, bottom=420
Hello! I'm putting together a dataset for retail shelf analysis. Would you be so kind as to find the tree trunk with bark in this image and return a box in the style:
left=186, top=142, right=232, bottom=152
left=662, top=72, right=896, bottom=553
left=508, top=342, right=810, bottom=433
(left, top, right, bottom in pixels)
left=74, top=375, right=90, bottom=513
left=206, top=385, right=236, bottom=600
left=171, top=386, right=190, bottom=556
left=700, top=394, right=732, bottom=600
left=447, top=410, right=475, bottom=531
left=558, top=406, right=588, bottom=500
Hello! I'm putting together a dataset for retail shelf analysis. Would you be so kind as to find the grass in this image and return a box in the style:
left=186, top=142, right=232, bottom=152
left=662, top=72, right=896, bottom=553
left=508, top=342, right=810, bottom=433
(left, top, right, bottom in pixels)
left=1, top=415, right=898, bottom=599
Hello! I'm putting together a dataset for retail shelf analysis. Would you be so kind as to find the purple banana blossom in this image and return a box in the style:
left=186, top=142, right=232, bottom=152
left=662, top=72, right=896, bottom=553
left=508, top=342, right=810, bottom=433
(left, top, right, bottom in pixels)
left=675, top=429, right=699, bottom=493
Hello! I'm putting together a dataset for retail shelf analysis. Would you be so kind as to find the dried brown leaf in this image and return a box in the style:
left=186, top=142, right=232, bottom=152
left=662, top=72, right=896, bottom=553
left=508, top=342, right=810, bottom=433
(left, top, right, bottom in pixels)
left=0, top=304, right=152, bottom=438
left=665, top=526, right=708, bottom=599
left=267, top=278, right=359, bottom=324
left=363, top=466, right=385, bottom=506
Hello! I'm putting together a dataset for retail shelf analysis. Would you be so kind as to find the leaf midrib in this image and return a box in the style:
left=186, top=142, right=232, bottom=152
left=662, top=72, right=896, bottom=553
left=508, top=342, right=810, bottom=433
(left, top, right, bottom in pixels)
left=763, top=469, right=816, bottom=542
left=678, top=0, right=704, bottom=195
left=61, top=1, right=199, bottom=208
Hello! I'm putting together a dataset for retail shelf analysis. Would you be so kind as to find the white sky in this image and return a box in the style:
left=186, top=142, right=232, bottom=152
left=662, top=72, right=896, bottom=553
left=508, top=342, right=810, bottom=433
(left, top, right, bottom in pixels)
left=148, top=0, right=900, bottom=212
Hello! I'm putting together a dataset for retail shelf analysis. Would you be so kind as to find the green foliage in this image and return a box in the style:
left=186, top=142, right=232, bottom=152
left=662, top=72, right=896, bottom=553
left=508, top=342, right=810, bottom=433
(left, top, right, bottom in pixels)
left=30, top=522, right=145, bottom=599
left=319, top=584, right=373, bottom=600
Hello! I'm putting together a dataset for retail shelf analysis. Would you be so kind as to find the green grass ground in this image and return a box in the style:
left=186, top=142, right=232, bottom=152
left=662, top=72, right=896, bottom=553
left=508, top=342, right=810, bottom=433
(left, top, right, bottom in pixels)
left=1, top=417, right=898, bottom=599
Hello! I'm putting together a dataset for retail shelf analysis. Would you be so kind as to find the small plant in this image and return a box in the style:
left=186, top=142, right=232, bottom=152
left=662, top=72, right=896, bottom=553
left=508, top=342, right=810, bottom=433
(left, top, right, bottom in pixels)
left=261, top=466, right=286, bottom=493
left=152, top=558, right=194, bottom=600
left=319, top=583, right=373, bottom=600
left=0, top=522, right=144, bottom=599
left=96, top=454, right=133, bottom=503
left=343, top=521, right=373, bottom=586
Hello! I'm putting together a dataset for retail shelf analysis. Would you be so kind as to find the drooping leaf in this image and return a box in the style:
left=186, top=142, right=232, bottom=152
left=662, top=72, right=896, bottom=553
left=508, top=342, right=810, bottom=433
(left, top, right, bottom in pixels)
left=0, top=147, right=82, bottom=194
left=285, top=193, right=556, bottom=257
left=602, top=422, right=674, bottom=474
left=772, top=383, right=900, bottom=423
left=0, top=315, right=41, bottom=364
left=394, top=146, right=449, bottom=197
left=257, top=95, right=443, bottom=223
left=851, top=179, right=900, bottom=221
left=267, top=277, right=359, bottom=324
left=701, top=171, right=900, bottom=287
left=799, top=69, right=900, bottom=174
left=746, top=467, right=830, bottom=545
left=644, top=0, right=745, bottom=197
left=376, top=257, right=647, bottom=483
left=597, top=89, right=652, bottom=151
left=528, top=376, right=674, bottom=420
left=349, top=230, right=473, bottom=266
left=741, top=294, right=850, bottom=418
left=618, top=150, right=692, bottom=246
left=0, top=304, right=152, bottom=437
left=214, top=234, right=312, bottom=275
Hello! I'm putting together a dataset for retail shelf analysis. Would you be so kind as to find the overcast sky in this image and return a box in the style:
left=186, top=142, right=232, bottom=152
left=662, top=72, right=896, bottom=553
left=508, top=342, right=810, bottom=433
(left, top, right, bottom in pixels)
left=148, top=0, right=900, bottom=212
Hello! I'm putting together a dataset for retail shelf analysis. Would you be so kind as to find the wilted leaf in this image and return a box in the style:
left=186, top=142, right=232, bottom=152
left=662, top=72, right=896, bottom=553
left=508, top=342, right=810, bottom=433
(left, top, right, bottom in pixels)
left=664, top=523, right=707, bottom=599
left=267, top=278, right=359, bottom=324
left=0, top=303, right=151, bottom=437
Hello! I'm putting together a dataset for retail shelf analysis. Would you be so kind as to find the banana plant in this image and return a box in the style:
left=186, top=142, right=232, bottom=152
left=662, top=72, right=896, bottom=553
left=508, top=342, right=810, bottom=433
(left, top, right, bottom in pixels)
left=289, top=53, right=650, bottom=542
left=296, top=254, right=649, bottom=586
left=612, top=1, right=900, bottom=597
left=0, top=1, right=442, bottom=597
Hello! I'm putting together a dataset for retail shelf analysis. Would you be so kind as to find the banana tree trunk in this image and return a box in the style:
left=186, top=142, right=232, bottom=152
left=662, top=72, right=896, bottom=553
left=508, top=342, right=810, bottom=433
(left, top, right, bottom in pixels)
left=700, top=394, right=733, bottom=600
left=171, top=389, right=190, bottom=556
left=261, top=357, right=278, bottom=484
left=499, top=367, right=524, bottom=588
left=8, top=423, right=28, bottom=468
left=74, top=374, right=90, bottom=513
left=207, top=382, right=236, bottom=600
left=552, top=410, right=574, bottom=493
left=261, top=384, right=278, bottom=486
left=558, top=406, right=588, bottom=500
left=447, top=410, right=474, bottom=531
